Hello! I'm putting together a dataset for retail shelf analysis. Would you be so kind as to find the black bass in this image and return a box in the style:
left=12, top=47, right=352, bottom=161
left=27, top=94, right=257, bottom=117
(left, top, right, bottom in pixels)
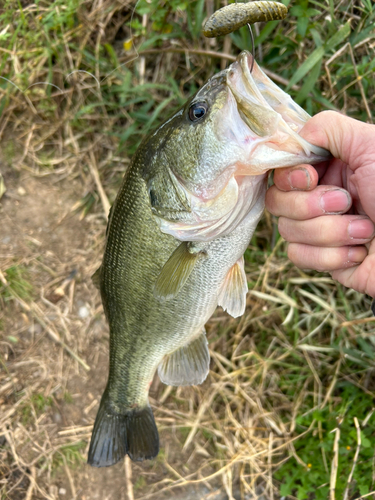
left=88, top=51, right=330, bottom=467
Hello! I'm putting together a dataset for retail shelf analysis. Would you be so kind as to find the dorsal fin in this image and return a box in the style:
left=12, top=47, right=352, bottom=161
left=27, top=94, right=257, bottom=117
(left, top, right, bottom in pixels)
left=158, top=330, right=210, bottom=386
left=91, top=266, right=101, bottom=289
left=217, top=256, right=248, bottom=318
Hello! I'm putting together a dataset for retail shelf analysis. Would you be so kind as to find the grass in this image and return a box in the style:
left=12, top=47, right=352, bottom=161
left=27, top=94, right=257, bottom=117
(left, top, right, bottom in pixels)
left=51, top=441, right=87, bottom=471
left=20, top=392, right=53, bottom=426
left=0, top=265, right=34, bottom=303
left=0, top=0, right=374, bottom=499
left=275, top=386, right=375, bottom=499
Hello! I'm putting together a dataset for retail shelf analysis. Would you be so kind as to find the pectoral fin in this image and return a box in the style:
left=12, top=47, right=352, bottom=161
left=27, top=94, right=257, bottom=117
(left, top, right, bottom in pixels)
left=158, top=331, right=210, bottom=386
left=154, top=242, right=205, bottom=301
left=217, top=256, right=248, bottom=318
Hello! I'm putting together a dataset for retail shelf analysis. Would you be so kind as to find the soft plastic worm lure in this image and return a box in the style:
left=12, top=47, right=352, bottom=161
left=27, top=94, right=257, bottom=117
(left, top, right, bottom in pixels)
left=202, top=1, right=288, bottom=38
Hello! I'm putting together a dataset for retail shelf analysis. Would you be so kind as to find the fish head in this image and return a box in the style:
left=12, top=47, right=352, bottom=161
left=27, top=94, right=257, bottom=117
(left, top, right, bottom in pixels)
left=144, top=50, right=330, bottom=241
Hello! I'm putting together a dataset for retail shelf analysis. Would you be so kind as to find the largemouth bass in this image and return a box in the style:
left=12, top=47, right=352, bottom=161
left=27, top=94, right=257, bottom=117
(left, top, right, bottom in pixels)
left=88, top=51, right=330, bottom=467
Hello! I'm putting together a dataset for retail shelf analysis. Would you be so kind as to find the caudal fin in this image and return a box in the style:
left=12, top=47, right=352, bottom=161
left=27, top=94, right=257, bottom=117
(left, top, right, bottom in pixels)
left=88, top=401, right=159, bottom=467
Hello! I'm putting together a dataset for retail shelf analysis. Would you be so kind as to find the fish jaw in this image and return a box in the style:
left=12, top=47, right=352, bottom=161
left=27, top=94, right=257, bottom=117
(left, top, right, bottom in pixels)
left=226, top=50, right=331, bottom=174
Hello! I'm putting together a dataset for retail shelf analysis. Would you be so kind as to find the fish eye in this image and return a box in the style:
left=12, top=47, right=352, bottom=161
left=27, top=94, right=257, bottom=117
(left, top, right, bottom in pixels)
left=189, top=102, right=208, bottom=122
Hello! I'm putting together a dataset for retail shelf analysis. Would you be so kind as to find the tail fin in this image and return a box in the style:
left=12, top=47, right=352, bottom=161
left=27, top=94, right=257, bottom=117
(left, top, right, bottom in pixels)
left=88, top=400, right=159, bottom=467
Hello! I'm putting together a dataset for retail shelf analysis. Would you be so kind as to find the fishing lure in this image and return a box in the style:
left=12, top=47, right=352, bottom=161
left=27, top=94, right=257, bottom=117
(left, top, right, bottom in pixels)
left=202, top=1, right=288, bottom=38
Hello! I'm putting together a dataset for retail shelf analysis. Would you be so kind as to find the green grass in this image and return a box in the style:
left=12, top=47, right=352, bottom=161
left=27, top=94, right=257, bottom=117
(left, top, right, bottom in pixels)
left=20, top=393, right=53, bottom=426
left=0, top=265, right=34, bottom=302
left=275, top=386, right=375, bottom=499
left=52, top=441, right=86, bottom=471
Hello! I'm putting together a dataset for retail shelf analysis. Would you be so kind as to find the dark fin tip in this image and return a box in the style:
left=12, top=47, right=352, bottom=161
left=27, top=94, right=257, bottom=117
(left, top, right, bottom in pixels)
left=88, top=402, right=159, bottom=467
left=371, top=298, right=375, bottom=316
left=87, top=403, right=126, bottom=468
left=126, top=406, right=159, bottom=462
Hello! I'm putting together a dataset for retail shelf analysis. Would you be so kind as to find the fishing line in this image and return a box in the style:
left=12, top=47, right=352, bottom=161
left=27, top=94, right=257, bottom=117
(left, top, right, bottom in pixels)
left=234, top=0, right=255, bottom=73
left=100, top=0, right=142, bottom=85
left=247, top=23, right=255, bottom=73
left=65, top=0, right=142, bottom=87
left=65, top=70, right=100, bottom=89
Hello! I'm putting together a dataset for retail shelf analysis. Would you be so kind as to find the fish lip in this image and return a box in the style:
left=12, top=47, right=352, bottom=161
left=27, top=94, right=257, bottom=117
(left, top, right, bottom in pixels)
left=227, top=50, right=332, bottom=162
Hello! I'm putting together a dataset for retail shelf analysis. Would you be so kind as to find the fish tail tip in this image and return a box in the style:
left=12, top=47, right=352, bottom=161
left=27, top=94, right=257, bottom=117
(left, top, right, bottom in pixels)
left=87, top=401, right=159, bottom=467
left=127, top=405, right=159, bottom=461
left=87, top=403, right=126, bottom=467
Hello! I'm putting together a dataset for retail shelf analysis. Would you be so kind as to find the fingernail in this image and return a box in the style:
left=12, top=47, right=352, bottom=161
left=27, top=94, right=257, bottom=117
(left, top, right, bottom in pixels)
left=319, top=189, right=351, bottom=214
left=288, top=168, right=310, bottom=190
left=348, top=246, right=367, bottom=263
left=348, top=219, right=375, bottom=239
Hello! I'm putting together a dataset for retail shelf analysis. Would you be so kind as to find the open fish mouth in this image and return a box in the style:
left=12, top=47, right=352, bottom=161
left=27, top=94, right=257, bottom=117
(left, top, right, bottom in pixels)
left=227, top=50, right=331, bottom=168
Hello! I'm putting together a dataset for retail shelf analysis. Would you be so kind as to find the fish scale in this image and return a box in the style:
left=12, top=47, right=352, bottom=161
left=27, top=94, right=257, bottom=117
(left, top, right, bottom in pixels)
left=102, top=153, right=226, bottom=408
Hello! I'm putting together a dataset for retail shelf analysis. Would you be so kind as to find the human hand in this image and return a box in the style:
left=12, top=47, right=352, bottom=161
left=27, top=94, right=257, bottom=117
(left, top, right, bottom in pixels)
left=265, top=110, right=375, bottom=298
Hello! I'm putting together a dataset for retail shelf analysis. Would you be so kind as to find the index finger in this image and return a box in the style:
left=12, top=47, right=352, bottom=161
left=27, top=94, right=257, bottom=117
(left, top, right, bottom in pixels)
left=272, top=164, right=319, bottom=192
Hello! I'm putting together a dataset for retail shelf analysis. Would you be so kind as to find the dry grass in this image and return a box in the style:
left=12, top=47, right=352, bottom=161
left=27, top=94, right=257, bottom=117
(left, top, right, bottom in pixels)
left=1, top=1, right=375, bottom=499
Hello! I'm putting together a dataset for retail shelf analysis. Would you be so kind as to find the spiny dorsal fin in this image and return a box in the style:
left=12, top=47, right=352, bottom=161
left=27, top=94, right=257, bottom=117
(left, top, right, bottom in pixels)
left=91, top=266, right=101, bottom=289
left=153, top=242, right=204, bottom=301
left=158, top=330, right=210, bottom=386
left=217, top=256, right=248, bottom=318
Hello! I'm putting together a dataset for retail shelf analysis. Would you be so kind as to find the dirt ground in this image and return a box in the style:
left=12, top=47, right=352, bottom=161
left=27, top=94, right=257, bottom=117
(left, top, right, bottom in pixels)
left=0, top=164, right=250, bottom=499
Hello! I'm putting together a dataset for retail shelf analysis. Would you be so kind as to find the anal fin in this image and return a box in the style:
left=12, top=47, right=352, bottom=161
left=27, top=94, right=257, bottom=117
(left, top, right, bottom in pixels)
left=158, top=331, right=210, bottom=386
left=217, top=256, right=248, bottom=318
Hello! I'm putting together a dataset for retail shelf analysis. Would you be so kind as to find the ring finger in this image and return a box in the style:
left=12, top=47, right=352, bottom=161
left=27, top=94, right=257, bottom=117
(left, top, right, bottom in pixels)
left=278, top=215, right=375, bottom=247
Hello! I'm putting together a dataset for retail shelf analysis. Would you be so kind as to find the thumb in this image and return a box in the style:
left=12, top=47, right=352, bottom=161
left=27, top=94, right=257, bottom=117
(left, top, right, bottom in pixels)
left=299, top=110, right=375, bottom=171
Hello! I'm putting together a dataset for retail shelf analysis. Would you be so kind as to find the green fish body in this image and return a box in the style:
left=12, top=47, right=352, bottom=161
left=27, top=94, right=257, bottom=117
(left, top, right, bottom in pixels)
left=88, top=51, right=330, bottom=467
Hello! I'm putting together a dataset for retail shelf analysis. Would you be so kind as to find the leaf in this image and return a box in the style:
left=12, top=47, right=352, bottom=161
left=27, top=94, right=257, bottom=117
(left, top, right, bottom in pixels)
left=287, top=21, right=351, bottom=89
left=297, top=485, right=308, bottom=500
left=290, top=5, right=305, bottom=16
left=361, top=432, right=371, bottom=448
left=296, top=59, right=322, bottom=104
left=103, top=43, right=119, bottom=68
left=356, top=337, right=375, bottom=359
left=297, top=16, right=309, bottom=38
left=325, top=21, right=351, bottom=52
left=359, top=483, right=370, bottom=495
left=310, top=28, right=323, bottom=47
left=287, top=46, right=325, bottom=89
left=253, top=20, right=280, bottom=46
left=280, top=483, right=291, bottom=496
left=312, top=410, right=325, bottom=422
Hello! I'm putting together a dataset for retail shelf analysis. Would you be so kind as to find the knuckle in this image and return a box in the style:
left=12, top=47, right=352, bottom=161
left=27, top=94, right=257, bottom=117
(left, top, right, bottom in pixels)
left=273, top=167, right=291, bottom=189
